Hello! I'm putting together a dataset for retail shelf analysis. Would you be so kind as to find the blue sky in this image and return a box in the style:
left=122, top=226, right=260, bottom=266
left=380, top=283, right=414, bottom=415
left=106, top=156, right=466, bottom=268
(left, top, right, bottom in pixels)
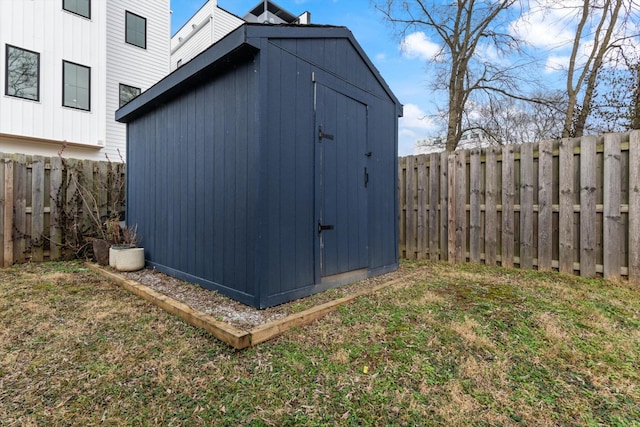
left=170, top=0, right=429, bottom=156
left=169, top=1, right=614, bottom=155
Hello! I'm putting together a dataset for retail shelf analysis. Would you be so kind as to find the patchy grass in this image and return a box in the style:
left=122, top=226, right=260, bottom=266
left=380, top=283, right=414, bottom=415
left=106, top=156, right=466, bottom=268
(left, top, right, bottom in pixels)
left=1, top=260, right=639, bottom=425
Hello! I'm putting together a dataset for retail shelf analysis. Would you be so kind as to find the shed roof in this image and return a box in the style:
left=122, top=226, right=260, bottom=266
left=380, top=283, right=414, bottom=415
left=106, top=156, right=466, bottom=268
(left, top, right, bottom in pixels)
left=116, top=23, right=401, bottom=123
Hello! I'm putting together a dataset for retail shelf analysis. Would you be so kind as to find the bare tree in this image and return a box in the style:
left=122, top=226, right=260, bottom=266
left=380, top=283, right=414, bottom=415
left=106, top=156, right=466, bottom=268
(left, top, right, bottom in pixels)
left=560, top=0, right=630, bottom=137
left=588, top=44, right=640, bottom=132
left=473, top=92, right=565, bottom=144
left=375, top=0, right=532, bottom=151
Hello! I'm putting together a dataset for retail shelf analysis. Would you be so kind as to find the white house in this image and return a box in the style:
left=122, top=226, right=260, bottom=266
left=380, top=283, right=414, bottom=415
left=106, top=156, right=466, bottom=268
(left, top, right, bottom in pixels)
left=170, top=1, right=243, bottom=72
left=171, top=0, right=310, bottom=72
left=414, top=130, right=495, bottom=154
left=0, top=0, right=170, bottom=161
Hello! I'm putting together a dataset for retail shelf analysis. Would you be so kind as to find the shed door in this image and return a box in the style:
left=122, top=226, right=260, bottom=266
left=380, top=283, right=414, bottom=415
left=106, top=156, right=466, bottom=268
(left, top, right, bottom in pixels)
left=315, top=83, right=369, bottom=277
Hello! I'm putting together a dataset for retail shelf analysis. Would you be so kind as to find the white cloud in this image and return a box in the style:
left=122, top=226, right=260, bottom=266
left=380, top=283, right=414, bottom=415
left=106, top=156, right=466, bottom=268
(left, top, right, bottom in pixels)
left=509, top=4, right=577, bottom=50
left=545, top=54, right=570, bottom=73
left=400, top=103, right=435, bottom=129
left=375, top=52, right=387, bottom=62
left=399, top=32, right=440, bottom=61
left=397, top=103, right=438, bottom=156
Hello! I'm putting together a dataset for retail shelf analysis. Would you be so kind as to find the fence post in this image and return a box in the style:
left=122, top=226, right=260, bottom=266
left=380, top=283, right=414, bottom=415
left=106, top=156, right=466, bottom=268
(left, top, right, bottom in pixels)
left=3, top=160, right=14, bottom=268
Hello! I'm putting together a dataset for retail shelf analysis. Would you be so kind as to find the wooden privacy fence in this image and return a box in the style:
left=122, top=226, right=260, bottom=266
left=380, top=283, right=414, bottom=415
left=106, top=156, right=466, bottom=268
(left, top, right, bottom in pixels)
left=399, top=130, right=640, bottom=283
left=1, top=152, right=125, bottom=267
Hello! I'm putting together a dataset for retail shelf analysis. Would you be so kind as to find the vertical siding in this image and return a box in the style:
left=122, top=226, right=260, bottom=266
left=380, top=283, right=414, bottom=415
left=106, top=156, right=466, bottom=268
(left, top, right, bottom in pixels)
left=125, top=28, right=400, bottom=308
left=0, top=0, right=108, bottom=153
left=106, top=0, right=170, bottom=161
left=0, top=0, right=169, bottom=161
left=260, top=38, right=398, bottom=305
left=127, top=58, right=258, bottom=305
left=271, top=38, right=390, bottom=101
left=262, top=44, right=316, bottom=301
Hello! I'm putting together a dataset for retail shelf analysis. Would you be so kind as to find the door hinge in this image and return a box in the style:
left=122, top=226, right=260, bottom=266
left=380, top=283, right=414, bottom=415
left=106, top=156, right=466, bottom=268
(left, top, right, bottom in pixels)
left=318, top=126, right=334, bottom=142
left=318, top=220, right=334, bottom=233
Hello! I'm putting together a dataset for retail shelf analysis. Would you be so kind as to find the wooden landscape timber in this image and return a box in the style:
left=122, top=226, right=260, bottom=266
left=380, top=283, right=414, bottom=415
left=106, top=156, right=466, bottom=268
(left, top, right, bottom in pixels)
left=88, top=263, right=419, bottom=349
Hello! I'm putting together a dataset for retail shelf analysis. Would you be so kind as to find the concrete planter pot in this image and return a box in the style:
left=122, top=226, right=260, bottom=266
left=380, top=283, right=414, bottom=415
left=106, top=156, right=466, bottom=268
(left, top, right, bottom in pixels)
left=110, top=246, right=145, bottom=272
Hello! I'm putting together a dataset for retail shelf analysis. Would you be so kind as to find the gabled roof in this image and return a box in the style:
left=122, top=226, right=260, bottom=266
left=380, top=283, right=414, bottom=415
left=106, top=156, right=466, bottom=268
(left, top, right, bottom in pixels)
left=116, top=23, right=401, bottom=123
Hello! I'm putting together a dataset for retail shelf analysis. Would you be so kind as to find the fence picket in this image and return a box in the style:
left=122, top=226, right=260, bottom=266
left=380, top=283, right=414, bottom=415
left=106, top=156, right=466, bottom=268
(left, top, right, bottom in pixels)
left=13, top=154, right=27, bottom=263
left=405, top=156, right=417, bottom=259
left=580, top=136, right=597, bottom=277
left=558, top=138, right=575, bottom=274
left=3, top=160, right=13, bottom=267
left=538, top=140, right=553, bottom=270
left=440, top=151, right=449, bottom=261
left=455, top=150, right=466, bottom=262
left=485, top=147, right=498, bottom=265
left=417, top=155, right=427, bottom=259
left=49, top=156, right=63, bottom=260
left=603, top=133, right=622, bottom=278
left=629, top=130, right=640, bottom=284
left=501, top=145, right=515, bottom=267
left=428, top=153, right=440, bottom=260
left=469, top=149, right=481, bottom=262
left=0, top=156, right=4, bottom=266
left=398, top=157, right=406, bottom=258
left=447, top=154, right=456, bottom=262
left=31, top=156, right=45, bottom=262
left=0, top=153, right=124, bottom=265
left=520, top=143, right=534, bottom=269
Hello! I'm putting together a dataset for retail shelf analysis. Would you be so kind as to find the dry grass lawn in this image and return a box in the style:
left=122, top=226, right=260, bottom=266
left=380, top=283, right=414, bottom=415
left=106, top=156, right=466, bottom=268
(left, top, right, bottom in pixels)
left=1, top=260, right=639, bottom=425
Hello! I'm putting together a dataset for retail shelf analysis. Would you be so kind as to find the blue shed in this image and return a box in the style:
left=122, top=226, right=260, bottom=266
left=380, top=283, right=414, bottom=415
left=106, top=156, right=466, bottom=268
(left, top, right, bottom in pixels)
left=115, top=24, right=402, bottom=308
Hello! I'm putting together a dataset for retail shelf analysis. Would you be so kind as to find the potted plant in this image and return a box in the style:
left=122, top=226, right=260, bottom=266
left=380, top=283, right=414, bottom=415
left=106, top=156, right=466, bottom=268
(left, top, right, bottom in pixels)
left=109, top=224, right=145, bottom=271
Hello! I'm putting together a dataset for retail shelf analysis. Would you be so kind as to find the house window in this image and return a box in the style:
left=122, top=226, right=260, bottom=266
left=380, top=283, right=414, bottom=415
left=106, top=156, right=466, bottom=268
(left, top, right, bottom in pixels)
left=5, top=45, right=40, bottom=101
left=119, top=83, right=141, bottom=107
left=126, top=11, right=146, bottom=49
left=63, top=0, right=91, bottom=19
left=63, top=60, right=90, bottom=111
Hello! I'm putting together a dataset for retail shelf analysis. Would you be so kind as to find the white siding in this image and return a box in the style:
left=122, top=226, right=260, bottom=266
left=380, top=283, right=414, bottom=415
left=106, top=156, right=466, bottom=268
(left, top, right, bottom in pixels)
left=0, top=0, right=169, bottom=161
left=170, top=1, right=242, bottom=71
left=0, top=0, right=108, bottom=155
left=106, top=0, right=170, bottom=160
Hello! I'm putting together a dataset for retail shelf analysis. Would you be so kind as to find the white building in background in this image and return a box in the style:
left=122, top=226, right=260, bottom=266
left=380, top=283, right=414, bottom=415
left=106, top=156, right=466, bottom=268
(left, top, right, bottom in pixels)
left=171, top=1, right=310, bottom=71
left=414, top=130, right=494, bottom=154
left=0, top=0, right=170, bottom=161
left=170, top=1, right=243, bottom=72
